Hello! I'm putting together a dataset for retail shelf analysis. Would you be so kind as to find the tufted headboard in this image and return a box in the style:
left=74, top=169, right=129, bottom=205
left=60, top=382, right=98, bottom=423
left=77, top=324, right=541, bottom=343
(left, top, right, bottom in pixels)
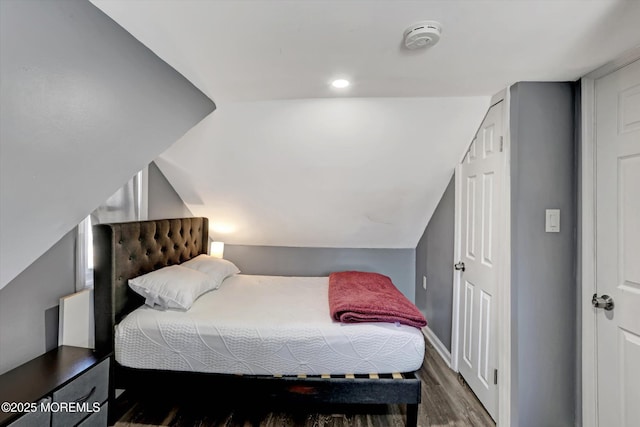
left=93, top=217, right=208, bottom=353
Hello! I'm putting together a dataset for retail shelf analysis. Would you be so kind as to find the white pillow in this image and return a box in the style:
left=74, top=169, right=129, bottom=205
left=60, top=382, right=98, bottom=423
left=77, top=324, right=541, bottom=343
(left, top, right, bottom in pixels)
left=128, top=265, right=216, bottom=310
left=180, top=254, right=240, bottom=289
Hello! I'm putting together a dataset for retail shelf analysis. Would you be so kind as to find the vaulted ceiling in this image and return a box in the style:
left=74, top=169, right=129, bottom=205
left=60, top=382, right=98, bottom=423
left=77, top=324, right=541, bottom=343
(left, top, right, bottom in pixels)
left=91, top=0, right=640, bottom=248
left=0, top=0, right=215, bottom=289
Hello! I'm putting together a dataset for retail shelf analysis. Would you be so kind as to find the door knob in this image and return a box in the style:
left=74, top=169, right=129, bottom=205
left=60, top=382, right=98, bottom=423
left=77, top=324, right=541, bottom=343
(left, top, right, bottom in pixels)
left=592, top=293, right=614, bottom=311
left=454, top=262, right=465, bottom=272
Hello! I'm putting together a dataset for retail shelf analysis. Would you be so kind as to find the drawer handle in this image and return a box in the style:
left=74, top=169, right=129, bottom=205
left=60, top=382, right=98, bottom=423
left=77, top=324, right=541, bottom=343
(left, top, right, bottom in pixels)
left=74, top=386, right=96, bottom=404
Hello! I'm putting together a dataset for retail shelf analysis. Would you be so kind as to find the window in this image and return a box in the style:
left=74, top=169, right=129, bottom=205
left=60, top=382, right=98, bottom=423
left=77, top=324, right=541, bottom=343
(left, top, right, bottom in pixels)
left=75, top=168, right=148, bottom=291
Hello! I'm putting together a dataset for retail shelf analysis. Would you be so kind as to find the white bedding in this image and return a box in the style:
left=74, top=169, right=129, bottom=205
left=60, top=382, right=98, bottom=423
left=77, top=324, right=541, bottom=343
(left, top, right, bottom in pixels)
left=115, top=274, right=425, bottom=375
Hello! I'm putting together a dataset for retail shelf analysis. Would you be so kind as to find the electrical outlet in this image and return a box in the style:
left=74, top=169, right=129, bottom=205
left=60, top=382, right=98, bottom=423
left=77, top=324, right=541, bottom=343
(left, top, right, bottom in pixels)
left=422, top=276, right=427, bottom=290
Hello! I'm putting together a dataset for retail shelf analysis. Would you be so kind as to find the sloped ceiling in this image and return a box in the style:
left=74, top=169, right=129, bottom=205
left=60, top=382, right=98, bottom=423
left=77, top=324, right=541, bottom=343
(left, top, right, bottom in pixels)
left=0, top=0, right=215, bottom=289
left=156, top=97, right=488, bottom=247
left=91, top=0, right=640, bottom=248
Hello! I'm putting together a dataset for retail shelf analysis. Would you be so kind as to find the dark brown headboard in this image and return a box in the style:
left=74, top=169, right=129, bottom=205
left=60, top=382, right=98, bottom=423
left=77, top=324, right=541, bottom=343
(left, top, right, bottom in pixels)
left=93, top=217, right=208, bottom=353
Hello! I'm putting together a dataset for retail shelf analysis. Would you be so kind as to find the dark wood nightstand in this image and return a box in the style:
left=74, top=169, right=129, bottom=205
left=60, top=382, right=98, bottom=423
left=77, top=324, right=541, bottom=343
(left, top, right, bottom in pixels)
left=0, top=346, right=111, bottom=427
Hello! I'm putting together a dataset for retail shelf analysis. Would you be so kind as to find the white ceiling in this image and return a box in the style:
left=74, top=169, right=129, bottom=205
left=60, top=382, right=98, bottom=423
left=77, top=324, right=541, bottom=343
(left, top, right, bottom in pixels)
left=90, top=0, right=640, bottom=248
left=155, top=96, right=489, bottom=247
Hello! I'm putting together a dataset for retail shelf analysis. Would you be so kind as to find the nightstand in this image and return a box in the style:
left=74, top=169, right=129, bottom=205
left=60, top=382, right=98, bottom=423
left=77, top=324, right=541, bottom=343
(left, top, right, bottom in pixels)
left=0, top=346, right=111, bottom=427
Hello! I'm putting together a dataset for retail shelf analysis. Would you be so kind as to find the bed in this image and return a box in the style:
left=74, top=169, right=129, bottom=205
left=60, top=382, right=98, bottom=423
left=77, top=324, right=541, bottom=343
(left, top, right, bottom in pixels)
left=93, top=217, right=424, bottom=426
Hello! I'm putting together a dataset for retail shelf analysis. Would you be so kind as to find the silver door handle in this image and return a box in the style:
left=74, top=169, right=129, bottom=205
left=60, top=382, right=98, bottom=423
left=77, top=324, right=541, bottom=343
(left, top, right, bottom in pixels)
left=592, top=293, right=614, bottom=311
left=454, top=262, right=465, bottom=272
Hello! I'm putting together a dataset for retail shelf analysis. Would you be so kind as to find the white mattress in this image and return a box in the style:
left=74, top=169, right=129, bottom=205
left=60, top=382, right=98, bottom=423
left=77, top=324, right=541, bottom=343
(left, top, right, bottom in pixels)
left=115, top=274, right=425, bottom=375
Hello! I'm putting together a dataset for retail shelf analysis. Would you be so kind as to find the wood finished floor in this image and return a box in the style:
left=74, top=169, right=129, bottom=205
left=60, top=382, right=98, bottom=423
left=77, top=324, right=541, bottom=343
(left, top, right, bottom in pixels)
left=112, top=340, right=495, bottom=427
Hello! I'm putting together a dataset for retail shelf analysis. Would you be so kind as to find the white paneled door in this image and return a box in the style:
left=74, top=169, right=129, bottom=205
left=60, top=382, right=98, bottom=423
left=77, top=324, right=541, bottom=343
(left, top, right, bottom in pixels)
left=457, top=101, right=503, bottom=420
left=594, top=59, right=640, bottom=427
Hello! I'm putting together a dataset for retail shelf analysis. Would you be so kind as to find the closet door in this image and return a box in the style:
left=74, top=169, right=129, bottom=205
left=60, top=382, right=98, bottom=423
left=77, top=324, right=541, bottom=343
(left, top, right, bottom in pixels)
left=456, top=101, right=504, bottom=421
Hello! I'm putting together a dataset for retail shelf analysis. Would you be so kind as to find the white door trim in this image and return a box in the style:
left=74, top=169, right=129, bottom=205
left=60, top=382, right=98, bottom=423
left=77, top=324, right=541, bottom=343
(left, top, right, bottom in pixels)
left=580, top=46, right=640, bottom=427
left=580, top=74, right=598, bottom=427
left=497, top=88, right=512, bottom=427
left=451, top=164, right=462, bottom=373
left=451, top=90, right=511, bottom=426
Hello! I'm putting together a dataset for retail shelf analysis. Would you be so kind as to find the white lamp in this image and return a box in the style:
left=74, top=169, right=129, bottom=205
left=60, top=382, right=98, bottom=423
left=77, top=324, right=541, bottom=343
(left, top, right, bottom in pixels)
left=210, top=241, right=224, bottom=259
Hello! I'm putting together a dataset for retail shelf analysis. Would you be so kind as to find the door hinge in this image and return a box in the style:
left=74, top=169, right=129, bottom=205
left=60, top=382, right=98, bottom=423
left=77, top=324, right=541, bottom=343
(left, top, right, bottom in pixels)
left=499, top=137, right=504, bottom=152
left=494, top=369, right=498, bottom=385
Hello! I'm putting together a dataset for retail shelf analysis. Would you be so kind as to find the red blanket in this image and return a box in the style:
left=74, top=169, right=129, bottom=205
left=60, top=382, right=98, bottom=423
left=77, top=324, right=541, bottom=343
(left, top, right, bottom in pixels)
left=328, top=271, right=427, bottom=328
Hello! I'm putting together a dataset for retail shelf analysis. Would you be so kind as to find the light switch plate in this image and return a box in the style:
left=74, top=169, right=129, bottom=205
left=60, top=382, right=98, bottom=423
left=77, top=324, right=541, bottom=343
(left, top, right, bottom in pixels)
left=545, top=209, right=560, bottom=232
left=423, top=276, right=427, bottom=290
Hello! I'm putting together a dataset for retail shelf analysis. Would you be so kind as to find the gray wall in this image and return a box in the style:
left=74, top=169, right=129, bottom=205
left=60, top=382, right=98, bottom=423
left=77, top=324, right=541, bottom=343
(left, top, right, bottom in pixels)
left=415, top=174, right=455, bottom=349
left=0, top=0, right=214, bottom=372
left=148, top=161, right=194, bottom=219
left=0, top=0, right=215, bottom=289
left=573, top=84, right=582, bottom=427
left=509, top=82, right=577, bottom=427
left=0, top=230, right=76, bottom=374
left=225, top=245, right=416, bottom=303
left=0, top=160, right=203, bottom=375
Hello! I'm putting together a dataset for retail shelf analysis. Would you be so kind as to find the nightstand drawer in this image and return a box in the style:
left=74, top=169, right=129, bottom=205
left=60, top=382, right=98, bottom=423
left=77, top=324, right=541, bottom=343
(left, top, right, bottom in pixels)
left=51, top=358, right=109, bottom=427
left=7, top=397, right=51, bottom=427
left=77, top=402, right=108, bottom=427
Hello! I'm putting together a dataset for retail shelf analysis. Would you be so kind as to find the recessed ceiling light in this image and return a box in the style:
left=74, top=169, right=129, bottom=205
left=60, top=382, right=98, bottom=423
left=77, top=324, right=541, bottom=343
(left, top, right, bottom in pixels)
left=331, top=79, right=350, bottom=89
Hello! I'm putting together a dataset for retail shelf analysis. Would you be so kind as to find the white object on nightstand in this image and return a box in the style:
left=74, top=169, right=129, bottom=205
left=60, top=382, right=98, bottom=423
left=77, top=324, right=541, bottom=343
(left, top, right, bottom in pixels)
left=545, top=209, right=560, bottom=232
left=59, top=288, right=94, bottom=348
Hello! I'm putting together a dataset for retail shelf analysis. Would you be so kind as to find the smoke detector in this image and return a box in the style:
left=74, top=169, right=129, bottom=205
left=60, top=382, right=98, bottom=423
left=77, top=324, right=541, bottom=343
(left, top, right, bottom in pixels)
left=403, top=21, right=442, bottom=50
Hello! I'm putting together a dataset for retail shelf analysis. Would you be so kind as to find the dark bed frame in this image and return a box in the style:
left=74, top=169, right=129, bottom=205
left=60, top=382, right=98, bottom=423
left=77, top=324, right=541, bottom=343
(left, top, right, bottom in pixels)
left=93, top=217, right=422, bottom=426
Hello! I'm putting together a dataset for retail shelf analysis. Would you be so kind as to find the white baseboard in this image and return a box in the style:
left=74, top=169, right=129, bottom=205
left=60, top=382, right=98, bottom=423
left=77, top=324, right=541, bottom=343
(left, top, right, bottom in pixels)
left=422, top=325, right=452, bottom=368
